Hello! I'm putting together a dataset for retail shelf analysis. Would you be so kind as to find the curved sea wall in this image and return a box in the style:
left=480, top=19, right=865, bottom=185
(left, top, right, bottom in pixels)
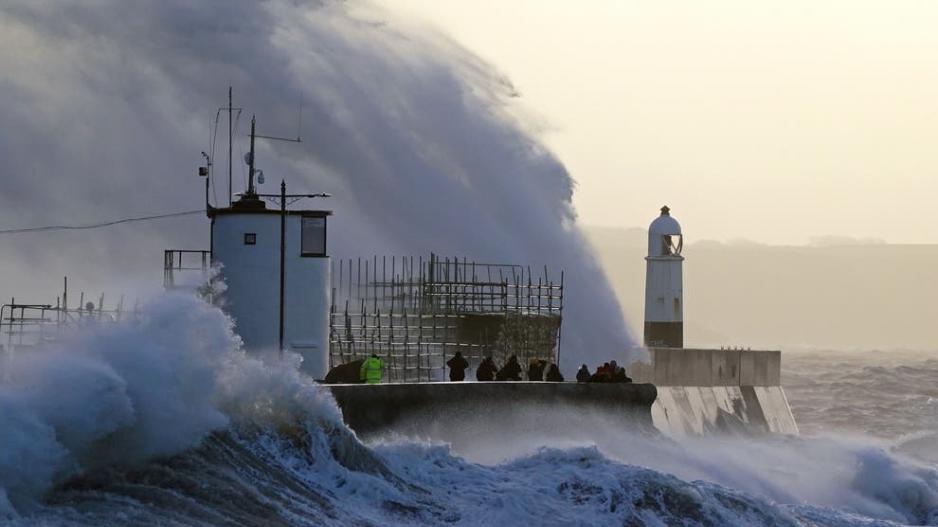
left=328, top=382, right=658, bottom=438
left=629, top=348, right=799, bottom=436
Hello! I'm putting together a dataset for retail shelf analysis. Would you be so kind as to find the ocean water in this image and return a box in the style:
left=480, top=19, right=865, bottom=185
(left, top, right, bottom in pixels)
left=1, top=296, right=937, bottom=526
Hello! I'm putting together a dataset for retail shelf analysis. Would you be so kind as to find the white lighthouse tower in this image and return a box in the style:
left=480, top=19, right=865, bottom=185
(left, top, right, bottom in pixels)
left=209, top=117, right=332, bottom=379
left=644, top=206, right=683, bottom=348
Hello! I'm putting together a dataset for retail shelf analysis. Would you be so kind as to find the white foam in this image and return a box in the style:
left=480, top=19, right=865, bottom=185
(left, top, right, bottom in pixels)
left=0, top=291, right=341, bottom=516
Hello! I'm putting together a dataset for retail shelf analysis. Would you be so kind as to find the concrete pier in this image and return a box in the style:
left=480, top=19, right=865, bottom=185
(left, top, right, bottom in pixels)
left=328, top=381, right=658, bottom=438
left=324, top=348, right=798, bottom=440
left=629, top=348, right=799, bottom=436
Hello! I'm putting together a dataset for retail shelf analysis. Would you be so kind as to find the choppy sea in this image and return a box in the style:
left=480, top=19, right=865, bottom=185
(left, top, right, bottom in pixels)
left=2, top=295, right=936, bottom=526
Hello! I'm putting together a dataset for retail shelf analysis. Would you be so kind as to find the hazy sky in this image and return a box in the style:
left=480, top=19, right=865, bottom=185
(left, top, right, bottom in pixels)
left=385, top=1, right=938, bottom=245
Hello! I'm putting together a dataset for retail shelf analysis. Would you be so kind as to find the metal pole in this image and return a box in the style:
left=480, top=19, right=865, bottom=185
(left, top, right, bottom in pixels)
left=228, top=86, right=233, bottom=206
left=247, top=116, right=256, bottom=195
left=279, top=180, right=286, bottom=357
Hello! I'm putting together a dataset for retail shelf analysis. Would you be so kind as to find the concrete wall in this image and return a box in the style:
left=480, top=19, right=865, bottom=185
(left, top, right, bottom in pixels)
left=328, top=382, right=657, bottom=438
left=326, top=348, right=797, bottom=440
left=629, top=348, right=781, bottom=387
left=651, top=386, right=799, bottom=436
left=628, top=348, right=797, bottom=436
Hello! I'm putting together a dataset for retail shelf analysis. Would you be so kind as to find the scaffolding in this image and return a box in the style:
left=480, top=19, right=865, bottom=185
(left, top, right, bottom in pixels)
left=330, top=254, right=564, bottom=382
left=1, top=287, right=135, bottom=353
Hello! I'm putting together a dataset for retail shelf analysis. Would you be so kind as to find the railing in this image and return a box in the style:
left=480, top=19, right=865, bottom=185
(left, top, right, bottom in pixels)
left=164, top=250, right=211, bottom=289
left=1, top=301, right=133, bottom=352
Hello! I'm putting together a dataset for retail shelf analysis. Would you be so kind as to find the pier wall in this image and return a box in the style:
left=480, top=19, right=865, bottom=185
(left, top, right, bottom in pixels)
left=328, top=382, right=657, bottom=439
left=629, top=348, right=781, bottom=386
left=325, top=348, right=798, bottom=440
left=629, top=348, right=798, bottom=436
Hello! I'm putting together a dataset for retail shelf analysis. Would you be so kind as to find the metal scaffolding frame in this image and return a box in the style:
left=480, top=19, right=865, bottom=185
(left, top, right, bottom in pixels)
left=0, top=284, right=135, bottom=352
left=163, top=250, right=212, bottom=289
left=330, top=254, right=564, bottom=383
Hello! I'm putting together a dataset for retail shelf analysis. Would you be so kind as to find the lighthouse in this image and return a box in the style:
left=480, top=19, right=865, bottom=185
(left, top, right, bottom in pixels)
left=644, top=206, right=683, bottom=348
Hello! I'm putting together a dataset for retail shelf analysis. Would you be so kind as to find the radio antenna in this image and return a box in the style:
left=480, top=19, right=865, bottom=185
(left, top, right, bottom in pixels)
left=227, top=87, right=233, bottom=206
left=254, top=103, right=303, bottom=143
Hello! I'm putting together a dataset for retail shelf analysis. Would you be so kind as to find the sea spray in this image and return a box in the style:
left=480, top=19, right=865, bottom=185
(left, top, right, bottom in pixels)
left=0, top=0, right=635, bottom=370
left=0, top=292, right=342, bottom=516
left=380, top=404, right=938, bottom=525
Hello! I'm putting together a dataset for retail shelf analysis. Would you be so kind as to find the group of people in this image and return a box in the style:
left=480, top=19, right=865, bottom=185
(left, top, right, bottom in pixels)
left=447, top=352, right=565, bottom=382
left=353, top=352, right=630, bottom=385
left=575, top=360, right=632, bottom=383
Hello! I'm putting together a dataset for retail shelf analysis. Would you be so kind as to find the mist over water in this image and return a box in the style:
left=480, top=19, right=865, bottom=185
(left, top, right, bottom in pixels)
left=0, top=0, right=633, bottom=370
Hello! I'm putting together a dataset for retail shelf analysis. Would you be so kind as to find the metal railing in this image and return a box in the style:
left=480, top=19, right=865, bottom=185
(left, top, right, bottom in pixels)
left=1, top=299, right=134, bottom=352
left=164, top=250, right=212, bottom=289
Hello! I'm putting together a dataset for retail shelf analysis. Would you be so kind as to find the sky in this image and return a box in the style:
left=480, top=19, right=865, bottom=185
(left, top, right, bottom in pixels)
left=384, top=0, right=938, bottom=245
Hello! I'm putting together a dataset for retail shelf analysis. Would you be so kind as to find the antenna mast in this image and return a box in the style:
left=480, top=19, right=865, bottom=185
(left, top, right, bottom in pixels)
left=227, top=87, right=233, bottom=206
left=247, top=115, right=257, bottom=196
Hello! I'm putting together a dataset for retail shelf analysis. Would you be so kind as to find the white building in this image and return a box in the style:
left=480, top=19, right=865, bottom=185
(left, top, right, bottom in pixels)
left=210, top=193, right=331, bottom=378
left=644, top=206, right=683, bottom=348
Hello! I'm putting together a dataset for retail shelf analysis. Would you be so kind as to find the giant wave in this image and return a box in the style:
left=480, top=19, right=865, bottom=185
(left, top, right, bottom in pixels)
left=2, top=294, right=937, bottom=526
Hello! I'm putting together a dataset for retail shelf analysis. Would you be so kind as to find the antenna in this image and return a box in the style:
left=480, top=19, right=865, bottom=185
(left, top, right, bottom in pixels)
left=247, top=115, right=257, bottom=196
left=227, top=87, right=233, bottom=206
left=253, top=102, right=303, bottom=143
left=254, top=133, right=302, bottom=143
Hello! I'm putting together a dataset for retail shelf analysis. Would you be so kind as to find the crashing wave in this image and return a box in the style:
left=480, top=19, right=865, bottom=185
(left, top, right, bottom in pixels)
left=1, top=294, right=937, bottom=526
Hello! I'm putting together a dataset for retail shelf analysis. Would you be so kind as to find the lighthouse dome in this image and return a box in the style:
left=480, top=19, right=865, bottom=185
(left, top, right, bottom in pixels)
left=647, top=206, right=683, bottom=257
left=649, top=205, right=681, bottom=235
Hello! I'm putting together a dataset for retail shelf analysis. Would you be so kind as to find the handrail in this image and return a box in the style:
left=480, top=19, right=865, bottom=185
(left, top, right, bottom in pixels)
left=163, top=249, right=211, bottom=289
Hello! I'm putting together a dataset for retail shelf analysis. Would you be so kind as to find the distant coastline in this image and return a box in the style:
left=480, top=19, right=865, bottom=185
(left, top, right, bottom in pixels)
left=585, top=225, right=938, bottom=351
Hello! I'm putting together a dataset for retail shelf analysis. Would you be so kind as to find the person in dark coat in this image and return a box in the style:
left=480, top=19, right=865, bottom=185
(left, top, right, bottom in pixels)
left=496, top=355, right=522, bottom=381
left=590, top=362, right=612, bottom=382
left=476, top=356, right=498, bottom=381
left=612, top=364, right=632, bottom=383
left=527, top=358, right=546, bottom=381
left=324, top=359, right=365, bottom=384
left=576, top=364, right=591, bottom=383
left=617, top=368, right=633, bottom=383
left=446, top=351, right=470, bottom=382
left=545, top=363, right=564, bottom=382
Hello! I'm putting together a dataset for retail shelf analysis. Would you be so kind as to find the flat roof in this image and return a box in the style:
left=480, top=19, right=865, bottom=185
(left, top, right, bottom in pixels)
left=208, top=206, right=332, bottom=218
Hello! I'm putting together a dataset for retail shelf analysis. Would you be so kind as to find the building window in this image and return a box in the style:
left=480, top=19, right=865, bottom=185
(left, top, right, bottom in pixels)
left=244, top=233, right=256, bottom=245
left=301, top=216, right=326, bottom=256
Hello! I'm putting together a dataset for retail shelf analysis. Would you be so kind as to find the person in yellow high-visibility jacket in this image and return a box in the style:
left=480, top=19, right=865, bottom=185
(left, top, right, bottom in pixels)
left=360, top=353, right=383, bottom=384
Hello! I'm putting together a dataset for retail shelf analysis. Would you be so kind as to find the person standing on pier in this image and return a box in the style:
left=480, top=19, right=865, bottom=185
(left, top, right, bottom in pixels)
left=476, top=356, right=498, bottom=381
left=446, top=351, right=469, bottom=382
left=545, top=363, right=564, bottom=382
left=496, top=355, right=522, bottom=381
left=360, top=353, right=383, bottom=384
left=527, top=358, right=546, bottom=381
